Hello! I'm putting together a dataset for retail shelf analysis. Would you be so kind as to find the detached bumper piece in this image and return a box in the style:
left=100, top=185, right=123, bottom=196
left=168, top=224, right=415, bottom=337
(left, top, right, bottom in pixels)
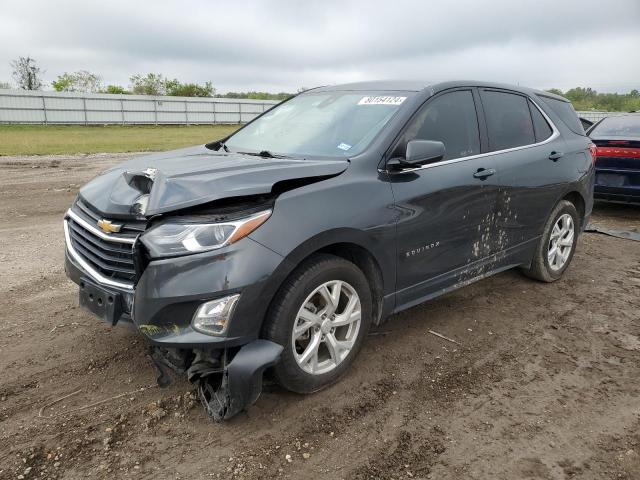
left=149, top=340, right=283, bottom=421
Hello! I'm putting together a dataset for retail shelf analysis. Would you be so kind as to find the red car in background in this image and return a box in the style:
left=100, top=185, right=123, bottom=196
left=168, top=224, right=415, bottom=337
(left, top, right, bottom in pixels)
left=588, top=114, right=640, bottom=204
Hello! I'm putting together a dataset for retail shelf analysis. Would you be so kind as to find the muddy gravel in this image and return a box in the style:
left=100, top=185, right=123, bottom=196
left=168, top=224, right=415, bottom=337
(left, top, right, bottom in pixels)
left=0, top=153, right=639, bottom=480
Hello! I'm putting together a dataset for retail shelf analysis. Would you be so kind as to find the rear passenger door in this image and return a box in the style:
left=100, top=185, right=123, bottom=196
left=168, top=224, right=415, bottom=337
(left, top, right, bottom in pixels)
left=477, top=89, right=565, bottom=254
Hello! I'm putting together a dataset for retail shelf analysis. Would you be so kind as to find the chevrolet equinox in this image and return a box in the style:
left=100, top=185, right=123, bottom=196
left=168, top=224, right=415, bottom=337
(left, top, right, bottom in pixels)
left=63, top=81, right=595, bottom=420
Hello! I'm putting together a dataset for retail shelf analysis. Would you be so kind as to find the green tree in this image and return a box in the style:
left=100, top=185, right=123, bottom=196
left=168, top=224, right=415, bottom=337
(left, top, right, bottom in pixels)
left=165, top=79, right=214, bottom=97
left=0, top=81, right=10, bottom=89
left=52, top=70, right=102, bottom=93
left=103, top=84, right=128, bottom=94
left=129, top=73, right=166, bottom=95
left=545, top=87, right=640, bottom=112
left=217, top=91, right=293, bottom=100
left=10, top=56, right=44, bottom=90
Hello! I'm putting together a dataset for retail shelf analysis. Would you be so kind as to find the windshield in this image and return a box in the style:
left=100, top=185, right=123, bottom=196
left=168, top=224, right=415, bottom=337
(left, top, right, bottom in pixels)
left=225, top=91, right=413, bottom=158
left=590, top=115, right=640, bottom=137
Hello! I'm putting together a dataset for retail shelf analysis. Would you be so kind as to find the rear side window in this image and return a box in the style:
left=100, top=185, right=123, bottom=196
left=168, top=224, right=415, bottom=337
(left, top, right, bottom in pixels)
left=529, top=100, right=553, bottom=142
left=537, top=95, right=584, bottom=135
left=481, top=91, right=535, bottom=151
left=392, top=90, right=480, bottom=161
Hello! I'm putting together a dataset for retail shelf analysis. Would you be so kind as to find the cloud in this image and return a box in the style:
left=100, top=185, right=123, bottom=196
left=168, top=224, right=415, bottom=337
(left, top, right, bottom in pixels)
left=1, top=0, right=638, bottom=92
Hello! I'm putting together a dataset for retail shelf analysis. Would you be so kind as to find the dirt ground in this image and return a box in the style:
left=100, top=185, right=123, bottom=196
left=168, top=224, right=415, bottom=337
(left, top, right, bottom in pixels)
left=0, top=153, right=639, bottom=480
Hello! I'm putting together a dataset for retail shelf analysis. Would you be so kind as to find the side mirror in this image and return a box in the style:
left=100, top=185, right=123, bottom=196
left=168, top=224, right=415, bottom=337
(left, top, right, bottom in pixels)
left=406, top=140, right=445, bottom=165
left=388, top=140, right=446, bottom=171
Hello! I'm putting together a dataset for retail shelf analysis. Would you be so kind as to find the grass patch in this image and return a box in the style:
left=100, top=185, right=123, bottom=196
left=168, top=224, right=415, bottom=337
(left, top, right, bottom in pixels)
left=0, top=124, right=241, bottom=156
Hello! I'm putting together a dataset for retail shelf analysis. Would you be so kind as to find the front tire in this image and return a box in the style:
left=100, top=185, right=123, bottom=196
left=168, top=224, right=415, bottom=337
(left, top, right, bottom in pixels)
left=522, top=199, right=580, bottom=282
left=263, top=254, right=372, bottom=394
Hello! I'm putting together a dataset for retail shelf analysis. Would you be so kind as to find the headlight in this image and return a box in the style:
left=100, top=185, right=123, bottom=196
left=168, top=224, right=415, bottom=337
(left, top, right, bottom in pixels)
left=141, top=210, right=271, bottom=257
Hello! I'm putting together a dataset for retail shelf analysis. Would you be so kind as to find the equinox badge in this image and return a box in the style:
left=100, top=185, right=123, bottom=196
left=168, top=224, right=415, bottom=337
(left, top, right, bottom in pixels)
left=97, top=219, right=122, bottom=234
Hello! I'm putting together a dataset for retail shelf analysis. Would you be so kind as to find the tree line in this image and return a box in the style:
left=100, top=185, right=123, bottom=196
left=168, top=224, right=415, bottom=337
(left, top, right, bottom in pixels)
left=2, top=56, right=296, bottom=100
left=3, top=57, right=639, bottom=109
left=547, top=87, right=640, bottom=112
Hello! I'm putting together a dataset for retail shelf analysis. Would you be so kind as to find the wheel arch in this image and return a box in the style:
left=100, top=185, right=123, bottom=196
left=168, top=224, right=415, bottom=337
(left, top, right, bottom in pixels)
left=258, top=229, right=390, bottom=330
left=313, top=242, right=385, bottom=325
left=562, top=191, right=586, bottom=228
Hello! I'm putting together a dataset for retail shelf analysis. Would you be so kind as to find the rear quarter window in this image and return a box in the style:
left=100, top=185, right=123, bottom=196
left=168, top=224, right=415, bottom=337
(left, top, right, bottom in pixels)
left=529, top=100, right=553, bottom=142
left=537, top=95, right=584, bottom=135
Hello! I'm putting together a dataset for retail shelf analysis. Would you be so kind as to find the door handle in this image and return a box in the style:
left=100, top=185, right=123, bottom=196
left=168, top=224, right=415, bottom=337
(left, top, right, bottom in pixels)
left=473, top=168, right=496, bottom=180
left=549, top=151, right=564, bottom=161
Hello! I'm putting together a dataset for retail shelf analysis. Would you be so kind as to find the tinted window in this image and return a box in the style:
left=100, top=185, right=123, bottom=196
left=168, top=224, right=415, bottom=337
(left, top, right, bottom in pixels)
left=589, top=115, right=640, bottom=137
left=481, top=91, right=535, bottom=151
left=537, top=95, right=584, bottom=134
left=529, top=100, right=553, bottom=142
left=393, top=90, right=480, bottom=161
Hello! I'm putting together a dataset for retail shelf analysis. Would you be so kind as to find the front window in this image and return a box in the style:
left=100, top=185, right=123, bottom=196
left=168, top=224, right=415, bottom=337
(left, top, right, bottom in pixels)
left=225, top=91, right=413, bottom=158
left=391, top=90, right=480, bottom=161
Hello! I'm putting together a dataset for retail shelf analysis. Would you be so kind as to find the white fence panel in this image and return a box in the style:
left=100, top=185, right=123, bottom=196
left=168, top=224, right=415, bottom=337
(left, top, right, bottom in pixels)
left=2, top=91, right=631, bottom=127
left=125, top=111, right=156, bottom=124
left=576, top=111, right=626, bottom=123
left=0, top=108, right=45, bottom=123
left=87, top=110, right=122, bottom=123
left=47, top=109, right=85, bottom=123
left=0, top=89, right=280, bottom=125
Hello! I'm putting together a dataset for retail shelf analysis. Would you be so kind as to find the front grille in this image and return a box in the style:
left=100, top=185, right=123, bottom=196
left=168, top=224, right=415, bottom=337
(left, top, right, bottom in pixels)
left=66, top=201, right=145, bottom=286
left=75, top=199, right=146, bottom=233
left=67, top=218, right=136, bottom=283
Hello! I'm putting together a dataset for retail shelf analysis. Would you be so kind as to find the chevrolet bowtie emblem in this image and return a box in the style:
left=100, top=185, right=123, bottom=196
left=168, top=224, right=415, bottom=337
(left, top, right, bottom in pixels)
left=97, top=219, right=122, bottom=234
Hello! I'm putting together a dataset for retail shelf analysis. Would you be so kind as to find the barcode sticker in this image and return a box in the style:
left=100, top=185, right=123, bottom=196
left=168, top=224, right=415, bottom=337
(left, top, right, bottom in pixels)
left=358, top=96, right=406, bottom=106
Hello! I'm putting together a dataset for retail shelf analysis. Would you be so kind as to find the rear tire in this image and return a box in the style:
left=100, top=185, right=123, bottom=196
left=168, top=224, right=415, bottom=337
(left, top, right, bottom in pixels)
left=263, top=254, right=372, bottom=394
left=521, top=200, right=580, bottom=282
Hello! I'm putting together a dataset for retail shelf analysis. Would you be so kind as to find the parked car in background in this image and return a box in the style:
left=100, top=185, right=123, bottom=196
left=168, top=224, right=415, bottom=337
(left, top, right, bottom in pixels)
left=587, top=114, right=640, bottom=204
left=63, top=80, right=594, bottom=420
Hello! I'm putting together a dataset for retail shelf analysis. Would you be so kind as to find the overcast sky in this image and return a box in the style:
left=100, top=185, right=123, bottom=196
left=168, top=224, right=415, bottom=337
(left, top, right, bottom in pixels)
left=1, top=0, right=639, bottom=93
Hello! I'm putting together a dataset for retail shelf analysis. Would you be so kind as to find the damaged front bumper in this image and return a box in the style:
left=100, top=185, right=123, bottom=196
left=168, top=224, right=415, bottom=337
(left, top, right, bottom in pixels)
left=64, top=228, right=287, bottom=421
left=150, top=340, right=282, bottom=421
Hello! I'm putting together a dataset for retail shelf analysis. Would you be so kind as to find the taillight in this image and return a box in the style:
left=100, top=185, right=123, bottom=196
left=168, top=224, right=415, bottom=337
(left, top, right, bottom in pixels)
left=588, top=143, right=597, bottom=164
left=595, top=146, right=640, bottom=159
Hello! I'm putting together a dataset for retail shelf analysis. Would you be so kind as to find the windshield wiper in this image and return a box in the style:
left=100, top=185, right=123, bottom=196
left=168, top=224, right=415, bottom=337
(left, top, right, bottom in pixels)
left=238, top=150, right=287, bottom=159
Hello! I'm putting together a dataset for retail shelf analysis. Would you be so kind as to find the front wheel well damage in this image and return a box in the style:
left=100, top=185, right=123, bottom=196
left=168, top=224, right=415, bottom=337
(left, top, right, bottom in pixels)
left=149, top=242, right=384, bottom=421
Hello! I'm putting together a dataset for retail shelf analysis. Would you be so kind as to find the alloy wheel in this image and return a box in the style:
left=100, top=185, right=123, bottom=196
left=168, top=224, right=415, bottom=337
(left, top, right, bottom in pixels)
left=291, top=280, right=362, bottom=375
left=548, top=213, right=575, bottom=271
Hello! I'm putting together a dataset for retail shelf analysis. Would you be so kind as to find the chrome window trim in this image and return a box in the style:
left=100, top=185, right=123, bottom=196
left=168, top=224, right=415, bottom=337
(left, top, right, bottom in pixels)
left=66, top=208, right=136, bottom=244
left=64, top=218, right=135, bottom=291
left=382, top=95, right=560, bottom=174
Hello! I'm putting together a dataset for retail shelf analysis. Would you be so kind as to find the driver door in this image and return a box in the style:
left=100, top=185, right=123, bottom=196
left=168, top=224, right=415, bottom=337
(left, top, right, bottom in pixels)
left=387, top=88, right=501, bottom=310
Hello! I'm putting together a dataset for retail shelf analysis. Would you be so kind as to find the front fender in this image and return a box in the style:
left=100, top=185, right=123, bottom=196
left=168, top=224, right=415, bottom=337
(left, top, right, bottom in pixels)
left=249, top=173, right=397, bottom=298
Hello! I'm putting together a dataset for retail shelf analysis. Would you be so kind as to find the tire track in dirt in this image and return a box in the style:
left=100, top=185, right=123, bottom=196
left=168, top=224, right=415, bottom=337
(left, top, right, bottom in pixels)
left=200, top=377, right=400, bottom=479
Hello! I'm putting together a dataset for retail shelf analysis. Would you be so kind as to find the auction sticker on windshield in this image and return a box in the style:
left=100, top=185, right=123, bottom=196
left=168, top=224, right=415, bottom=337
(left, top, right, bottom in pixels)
left=358, top=96, right=406, bottom=106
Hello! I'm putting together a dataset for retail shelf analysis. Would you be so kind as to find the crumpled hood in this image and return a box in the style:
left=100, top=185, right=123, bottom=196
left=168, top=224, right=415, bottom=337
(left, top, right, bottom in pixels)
left=79, top=145, right=349, bottom=217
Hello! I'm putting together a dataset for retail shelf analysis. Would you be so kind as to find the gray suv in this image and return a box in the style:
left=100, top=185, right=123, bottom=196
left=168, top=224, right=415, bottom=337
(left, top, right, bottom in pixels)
left=63, top=81, right=594, bottom=420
